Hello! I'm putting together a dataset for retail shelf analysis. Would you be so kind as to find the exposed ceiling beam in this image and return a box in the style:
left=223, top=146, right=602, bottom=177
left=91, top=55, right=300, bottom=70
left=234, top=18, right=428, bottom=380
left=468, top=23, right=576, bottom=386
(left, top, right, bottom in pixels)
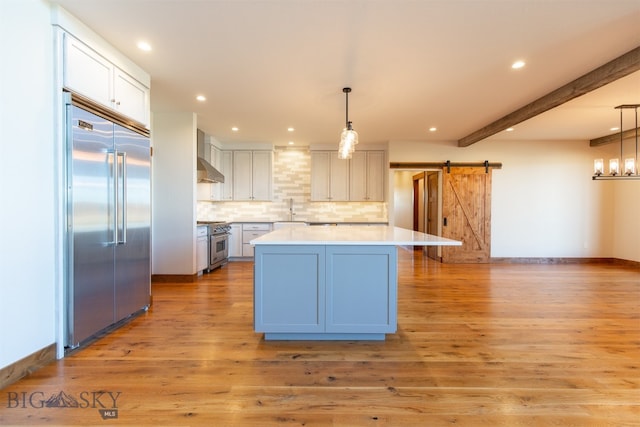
left=590, top=128, right=640, bottom=147
left=458, top=45, right=640, bottom=147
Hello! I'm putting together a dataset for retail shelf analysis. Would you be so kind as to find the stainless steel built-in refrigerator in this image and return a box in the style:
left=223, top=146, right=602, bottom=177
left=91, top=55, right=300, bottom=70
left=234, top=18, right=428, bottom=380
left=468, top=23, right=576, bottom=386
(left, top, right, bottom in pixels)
left=64, top=92, right=151, bottom=349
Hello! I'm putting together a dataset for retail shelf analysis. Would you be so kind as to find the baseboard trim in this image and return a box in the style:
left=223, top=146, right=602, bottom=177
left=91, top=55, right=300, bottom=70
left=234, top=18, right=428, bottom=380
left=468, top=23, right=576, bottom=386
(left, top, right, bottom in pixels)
left=608, top=258, right=640, bottom=268
left=151, top=274, right=198, bottom=283
left=0, top=343, right=56, bottom=390
left=490, top=257, right=640, bottom=267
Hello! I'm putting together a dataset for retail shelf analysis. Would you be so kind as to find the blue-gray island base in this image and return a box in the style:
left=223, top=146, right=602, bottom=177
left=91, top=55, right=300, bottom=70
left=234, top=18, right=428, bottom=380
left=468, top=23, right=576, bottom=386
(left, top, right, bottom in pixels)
left=251, top=226, right=461, bottom=341
left=254, top=244, right=397, bottom=340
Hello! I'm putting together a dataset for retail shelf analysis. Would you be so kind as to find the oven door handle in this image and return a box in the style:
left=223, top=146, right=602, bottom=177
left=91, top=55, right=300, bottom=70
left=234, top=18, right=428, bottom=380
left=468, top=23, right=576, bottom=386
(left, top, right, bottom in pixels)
left=211, top=232, right=231, bottom=237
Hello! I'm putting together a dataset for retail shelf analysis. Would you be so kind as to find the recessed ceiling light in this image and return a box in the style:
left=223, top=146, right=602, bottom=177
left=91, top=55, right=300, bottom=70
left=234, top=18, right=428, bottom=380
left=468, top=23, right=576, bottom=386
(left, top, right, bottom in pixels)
left=196, top=95, right=206, bottom=102
left=506, top=127, right=515, bottom=132
left=231, top=127, right=239, bottom=132
left=287, top=127, right=295, bottom=132
left=610, top=127, right=620, bottom=132
left=288, top=141, right=294, bottom=145
left=511, top=60, right=525, bottom=69
left=429, top=127, right=437, bottom=132
left=137, top=41, right=152, bottom=52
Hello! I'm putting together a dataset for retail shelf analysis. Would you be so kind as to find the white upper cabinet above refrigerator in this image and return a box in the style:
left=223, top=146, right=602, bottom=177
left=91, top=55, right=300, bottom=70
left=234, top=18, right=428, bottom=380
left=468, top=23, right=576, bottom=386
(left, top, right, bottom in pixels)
left=63, top=33, right=150, bottom=128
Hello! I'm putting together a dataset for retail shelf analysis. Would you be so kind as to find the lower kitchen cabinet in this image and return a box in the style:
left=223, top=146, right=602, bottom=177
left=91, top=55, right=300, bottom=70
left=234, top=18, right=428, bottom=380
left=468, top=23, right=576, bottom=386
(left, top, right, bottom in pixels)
left=196, top=225, right=209, bottom=272
left=254, top=244, right=397, bottom=340
left=228, top=224, right=243, bottom=257
left=255, top=245, right=325, bottom=333
left=325, top=245, right=396, bottom=333
left=241, top=223, right=272, bottom=257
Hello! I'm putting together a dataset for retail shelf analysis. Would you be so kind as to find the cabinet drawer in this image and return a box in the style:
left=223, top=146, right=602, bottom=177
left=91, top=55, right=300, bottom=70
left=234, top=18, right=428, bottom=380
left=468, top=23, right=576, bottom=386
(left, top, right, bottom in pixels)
left=197, top=226, right=208, bottom=237
left=243, top=230, right=269, bottom=243
left=243, top=223, right=271, bottom=231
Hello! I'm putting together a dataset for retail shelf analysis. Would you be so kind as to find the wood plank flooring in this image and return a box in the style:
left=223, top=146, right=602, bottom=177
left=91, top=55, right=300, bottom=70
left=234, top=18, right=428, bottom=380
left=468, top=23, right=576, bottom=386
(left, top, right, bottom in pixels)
left=1, top=249, right=639, bottom=426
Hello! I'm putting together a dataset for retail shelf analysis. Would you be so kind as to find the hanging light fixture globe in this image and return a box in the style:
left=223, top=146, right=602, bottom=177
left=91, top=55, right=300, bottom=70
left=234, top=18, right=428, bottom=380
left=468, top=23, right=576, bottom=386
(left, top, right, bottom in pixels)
left=338, top=87, right=358, bottom=159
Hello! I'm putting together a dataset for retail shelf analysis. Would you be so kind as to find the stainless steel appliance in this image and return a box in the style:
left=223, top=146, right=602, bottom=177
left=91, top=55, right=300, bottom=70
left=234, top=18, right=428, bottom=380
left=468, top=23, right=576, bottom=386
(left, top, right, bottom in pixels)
left=64, top=92, right=151, bottom=350
left=197, top=221, right=231, bottom=270
left=196, top=129, right=224, bottom=183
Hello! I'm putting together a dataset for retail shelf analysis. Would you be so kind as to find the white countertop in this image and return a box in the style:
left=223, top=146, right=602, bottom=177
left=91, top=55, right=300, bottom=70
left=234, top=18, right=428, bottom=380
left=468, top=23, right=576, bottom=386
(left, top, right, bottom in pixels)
left=250, top=226, right=462, bottom=246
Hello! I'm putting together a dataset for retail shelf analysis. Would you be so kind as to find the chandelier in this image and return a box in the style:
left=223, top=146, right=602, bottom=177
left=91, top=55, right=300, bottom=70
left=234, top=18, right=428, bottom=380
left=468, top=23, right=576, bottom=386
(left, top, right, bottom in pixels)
left=593, top=104, right=639, bottom=180
left=338, top=87, right=358, bottom=159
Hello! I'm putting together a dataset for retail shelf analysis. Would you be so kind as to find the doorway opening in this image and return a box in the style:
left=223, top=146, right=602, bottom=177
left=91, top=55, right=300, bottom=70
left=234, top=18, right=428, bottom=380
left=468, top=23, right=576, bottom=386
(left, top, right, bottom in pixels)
left=392, top=165, right=495, bottom=263
left=393, top=169, right=442, bottom=261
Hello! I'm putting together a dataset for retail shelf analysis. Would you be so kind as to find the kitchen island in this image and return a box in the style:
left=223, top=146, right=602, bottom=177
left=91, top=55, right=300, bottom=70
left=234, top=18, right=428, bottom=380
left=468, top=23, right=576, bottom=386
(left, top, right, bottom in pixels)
left=251, top=226, right=461, bottom=341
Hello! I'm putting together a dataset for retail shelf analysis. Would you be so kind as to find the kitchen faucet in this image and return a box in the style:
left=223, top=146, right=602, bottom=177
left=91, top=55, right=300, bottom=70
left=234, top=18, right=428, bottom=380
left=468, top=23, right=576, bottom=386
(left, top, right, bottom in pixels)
left=288, top=198, right=295, bottom=221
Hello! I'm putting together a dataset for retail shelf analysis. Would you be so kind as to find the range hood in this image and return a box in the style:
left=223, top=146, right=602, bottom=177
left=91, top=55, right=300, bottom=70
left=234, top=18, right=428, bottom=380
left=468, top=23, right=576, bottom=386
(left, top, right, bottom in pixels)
left=197, top=157, right=225, bottom=183
left=196, top=128, right=224, bottom=183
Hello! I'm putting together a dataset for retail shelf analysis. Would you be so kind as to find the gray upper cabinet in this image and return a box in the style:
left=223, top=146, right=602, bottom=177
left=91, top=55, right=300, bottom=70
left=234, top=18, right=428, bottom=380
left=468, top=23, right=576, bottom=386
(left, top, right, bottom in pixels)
left=349, top=151, right=385, bottom=202
left=311, top=150, right=385, bottom=202
left=232, top=150, right=273, bottom=201
left=220, top=150, right=234, bottom=200
left=310, top=151, right=349, bottom=201
left=208, top=145, right=233, bottom=201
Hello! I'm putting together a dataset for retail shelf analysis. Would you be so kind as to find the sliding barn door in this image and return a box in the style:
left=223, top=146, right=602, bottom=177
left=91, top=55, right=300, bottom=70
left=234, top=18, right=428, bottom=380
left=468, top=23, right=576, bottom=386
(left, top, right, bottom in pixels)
left=442, top=167, right=492, bottom=263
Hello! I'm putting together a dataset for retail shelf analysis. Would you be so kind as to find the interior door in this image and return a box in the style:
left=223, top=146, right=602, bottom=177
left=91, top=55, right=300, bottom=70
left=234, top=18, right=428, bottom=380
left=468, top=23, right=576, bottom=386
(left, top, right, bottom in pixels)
left=426, top=172, right=439, bottom=260
left=412, top=172, right=425, bottom=232
left=442, top=167, right=492, bottom=263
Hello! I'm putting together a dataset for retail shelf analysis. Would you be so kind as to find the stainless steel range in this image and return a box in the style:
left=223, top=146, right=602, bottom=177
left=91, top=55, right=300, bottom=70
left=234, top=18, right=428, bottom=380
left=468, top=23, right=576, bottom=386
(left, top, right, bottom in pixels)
left=197, top=221, right=231, bottom=271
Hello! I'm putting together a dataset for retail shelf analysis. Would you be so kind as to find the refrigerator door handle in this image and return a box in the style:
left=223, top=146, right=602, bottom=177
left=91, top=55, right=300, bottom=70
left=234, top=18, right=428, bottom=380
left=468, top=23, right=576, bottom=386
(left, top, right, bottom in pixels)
left=110, top=150, right=118, bottom=245
left=117, top=151, right=127, bottom=244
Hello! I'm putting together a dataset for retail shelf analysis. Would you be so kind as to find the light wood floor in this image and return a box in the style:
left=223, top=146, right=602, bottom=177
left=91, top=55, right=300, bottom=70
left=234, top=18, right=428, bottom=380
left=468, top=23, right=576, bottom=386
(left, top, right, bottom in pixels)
left=1, top=249, right=639, bottom=426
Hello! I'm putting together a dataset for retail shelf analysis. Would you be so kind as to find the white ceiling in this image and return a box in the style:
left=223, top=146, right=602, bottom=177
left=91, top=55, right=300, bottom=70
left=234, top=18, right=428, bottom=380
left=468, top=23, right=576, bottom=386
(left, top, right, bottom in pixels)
left=52, top=0, right=640, bottom=147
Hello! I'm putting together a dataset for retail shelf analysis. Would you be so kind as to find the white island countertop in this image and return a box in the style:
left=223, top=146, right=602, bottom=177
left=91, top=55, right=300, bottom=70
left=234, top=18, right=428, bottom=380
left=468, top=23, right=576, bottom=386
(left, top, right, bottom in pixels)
left=250, top=225, right=461, bottom=246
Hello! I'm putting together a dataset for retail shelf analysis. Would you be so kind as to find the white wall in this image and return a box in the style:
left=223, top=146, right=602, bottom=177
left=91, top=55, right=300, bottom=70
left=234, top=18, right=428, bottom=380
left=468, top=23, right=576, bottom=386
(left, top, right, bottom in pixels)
left=393, top=171, right=414, bottom=230
left=613, top=181, right=640, bottom=261
left=0, top=0, right=57, bottom=368
left=151, top=112, right=198, bottom=275
left=388, top=138, right=638, bottom=260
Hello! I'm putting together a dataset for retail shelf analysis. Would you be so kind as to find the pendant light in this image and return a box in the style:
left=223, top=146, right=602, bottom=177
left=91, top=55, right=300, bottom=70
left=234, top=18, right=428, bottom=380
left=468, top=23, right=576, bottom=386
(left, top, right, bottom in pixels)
left=593, top=104, right=640, bottom=180
left=338, top=87, right=358, bottom=159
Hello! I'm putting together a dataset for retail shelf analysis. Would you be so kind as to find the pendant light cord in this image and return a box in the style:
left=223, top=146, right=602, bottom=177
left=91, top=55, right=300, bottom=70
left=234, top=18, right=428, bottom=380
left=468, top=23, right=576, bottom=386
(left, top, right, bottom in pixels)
left=343, top=87, right=351, bottom=129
